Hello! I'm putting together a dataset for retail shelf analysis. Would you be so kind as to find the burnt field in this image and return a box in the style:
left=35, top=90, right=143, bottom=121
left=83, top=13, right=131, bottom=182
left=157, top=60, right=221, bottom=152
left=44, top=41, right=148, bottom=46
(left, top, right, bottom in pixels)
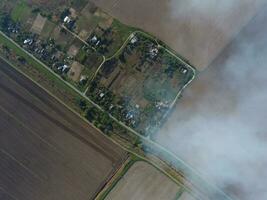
left=0, top=59, right=126, bottom=200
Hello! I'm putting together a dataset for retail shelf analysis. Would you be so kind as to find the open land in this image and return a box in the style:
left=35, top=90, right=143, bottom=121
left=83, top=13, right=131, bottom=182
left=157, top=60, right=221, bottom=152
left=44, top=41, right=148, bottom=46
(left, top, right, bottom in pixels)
left=91, top=0, right=266, bottom=70
left=0, top=58, right=126, bottom=200
left=105, top=161, right=191, bottom=200
left=156, top=3, right=267, bottom=200
left=0, top=1, right=210, bottom=199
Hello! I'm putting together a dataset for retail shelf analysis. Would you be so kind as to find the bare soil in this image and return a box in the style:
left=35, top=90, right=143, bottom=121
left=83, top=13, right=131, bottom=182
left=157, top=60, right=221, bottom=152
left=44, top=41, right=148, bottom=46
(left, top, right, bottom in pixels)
left=31, top=14, right=47, bottom=35
left=105, top=161, right=181, bottom=200
left=68, top=61, right=84, bottom=81
left=0, top=59, right=126, bottom=200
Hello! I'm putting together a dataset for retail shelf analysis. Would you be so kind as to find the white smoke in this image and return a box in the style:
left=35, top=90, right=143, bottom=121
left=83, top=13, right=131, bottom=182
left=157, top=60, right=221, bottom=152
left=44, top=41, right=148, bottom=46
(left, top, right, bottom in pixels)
left=156, top=1, right=267, bottom=200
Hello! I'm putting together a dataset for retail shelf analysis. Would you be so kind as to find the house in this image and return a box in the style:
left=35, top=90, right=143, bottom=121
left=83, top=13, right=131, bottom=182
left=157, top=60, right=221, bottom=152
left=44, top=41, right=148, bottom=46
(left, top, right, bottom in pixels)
left=149, top=47, right=159, bottom=58
left=180, top=67, right=188, bottom=74
left=130, top=36, right=138, bottom=44
left=23, top=38, right=33, bottom=45
left=90, top=35, right=101, bottom=46
left=91, top=35, right=98, bottom=43
left=79, top=75, right=87, bottom=83
left=58, top=64, right=69, bottom=73
left=64, top=16, right=71, bottom=24
left=62, top=64, right=69, bottom=72
left=99, top=93, right=105, bottom=98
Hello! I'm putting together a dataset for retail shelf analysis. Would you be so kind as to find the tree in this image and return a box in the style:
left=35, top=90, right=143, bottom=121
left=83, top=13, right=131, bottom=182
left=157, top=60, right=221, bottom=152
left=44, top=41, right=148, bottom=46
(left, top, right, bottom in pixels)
left=17, top=56, right=26, bottom=64
left=86, top=107, right=97, bottom=122
left=77, top=98, right=87, bottom=111
left=0, top=13, right=11, bottom=32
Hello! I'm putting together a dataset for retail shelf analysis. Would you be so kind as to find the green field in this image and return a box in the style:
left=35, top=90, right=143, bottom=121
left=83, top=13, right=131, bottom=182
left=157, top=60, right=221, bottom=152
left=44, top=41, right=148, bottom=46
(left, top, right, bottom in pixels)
left=11, top=2, right=31, bottom=22
left=40, top=20, right=56, bottom=39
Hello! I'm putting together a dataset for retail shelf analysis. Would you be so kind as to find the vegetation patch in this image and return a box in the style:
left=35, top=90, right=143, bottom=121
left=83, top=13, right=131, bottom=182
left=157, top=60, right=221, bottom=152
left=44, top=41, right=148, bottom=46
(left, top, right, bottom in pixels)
left=11, top=2, right=31, bottom=22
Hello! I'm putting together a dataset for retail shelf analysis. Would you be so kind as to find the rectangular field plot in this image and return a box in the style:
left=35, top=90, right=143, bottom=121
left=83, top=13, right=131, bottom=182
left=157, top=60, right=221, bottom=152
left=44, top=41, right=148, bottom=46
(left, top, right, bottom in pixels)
left=0, top=61, right=126, bottom=200
left=87, top=33, right=194, bottom=135
left=105, top=161, right=181, bottom=200
left=178, top=192, right=196, bottom=200
left=11, top=1, right=32, bottom=22
left=65, top=39, right=103, bottom=91
left=31, top=14, right=47, bottom=35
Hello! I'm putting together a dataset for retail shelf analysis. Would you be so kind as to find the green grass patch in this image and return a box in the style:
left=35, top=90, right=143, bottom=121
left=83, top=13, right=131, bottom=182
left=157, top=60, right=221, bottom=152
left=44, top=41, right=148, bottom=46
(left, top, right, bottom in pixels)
left=111, top=19, right=137, bottom=41
left=40, top=20, right=56, bottom=39
left=11, top=1, right=31, bottom=22
left=76, top=47, right=87, bottom=64
left=102, top=19, right=137, bottom=58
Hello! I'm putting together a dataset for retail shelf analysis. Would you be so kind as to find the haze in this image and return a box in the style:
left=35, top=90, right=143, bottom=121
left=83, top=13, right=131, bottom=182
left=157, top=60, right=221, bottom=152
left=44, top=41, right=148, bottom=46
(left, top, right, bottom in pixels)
left=91, top=0, right=267, bottom=199
left=156, top=2, right=267, bottom=200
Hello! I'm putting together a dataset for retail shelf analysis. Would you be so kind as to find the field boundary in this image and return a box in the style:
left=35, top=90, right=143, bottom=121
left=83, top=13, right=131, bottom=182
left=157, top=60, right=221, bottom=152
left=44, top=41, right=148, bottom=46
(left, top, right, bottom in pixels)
left=0, top=30, right=232, bottom=200
left=0, top=54, right=197, bottom=197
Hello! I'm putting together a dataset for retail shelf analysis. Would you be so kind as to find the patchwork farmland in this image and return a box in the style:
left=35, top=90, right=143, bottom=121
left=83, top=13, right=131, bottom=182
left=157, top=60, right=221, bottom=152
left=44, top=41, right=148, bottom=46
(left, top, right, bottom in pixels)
left=104, top=161, right=196, bottom=200
left=0, top=59, right=126, bottom=200
left=0, top=1, right=211, bottom=200
left=0, top=0, right=195, bottom=136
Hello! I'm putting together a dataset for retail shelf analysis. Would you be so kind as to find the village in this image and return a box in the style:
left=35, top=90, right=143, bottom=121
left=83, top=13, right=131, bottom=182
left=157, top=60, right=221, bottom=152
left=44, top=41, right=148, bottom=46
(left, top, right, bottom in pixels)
left=87, top=32, right=194, bottom=135
left=0, top=1, right=194, bottom=136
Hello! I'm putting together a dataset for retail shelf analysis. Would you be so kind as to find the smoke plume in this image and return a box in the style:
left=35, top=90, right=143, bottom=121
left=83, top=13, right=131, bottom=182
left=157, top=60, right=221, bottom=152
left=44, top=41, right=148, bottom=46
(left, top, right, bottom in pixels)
left=156, top=1, right=267, bottom=199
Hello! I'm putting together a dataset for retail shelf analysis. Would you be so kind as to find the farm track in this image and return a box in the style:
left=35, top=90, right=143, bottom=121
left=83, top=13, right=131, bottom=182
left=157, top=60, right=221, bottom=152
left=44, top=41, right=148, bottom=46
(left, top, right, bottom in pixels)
left=0, top=59, right=127, bottom=200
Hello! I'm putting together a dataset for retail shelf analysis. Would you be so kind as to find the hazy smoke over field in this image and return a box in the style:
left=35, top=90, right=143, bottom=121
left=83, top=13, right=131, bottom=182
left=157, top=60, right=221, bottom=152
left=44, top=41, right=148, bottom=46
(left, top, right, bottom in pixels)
left=156, top=1, right=267, bottom=200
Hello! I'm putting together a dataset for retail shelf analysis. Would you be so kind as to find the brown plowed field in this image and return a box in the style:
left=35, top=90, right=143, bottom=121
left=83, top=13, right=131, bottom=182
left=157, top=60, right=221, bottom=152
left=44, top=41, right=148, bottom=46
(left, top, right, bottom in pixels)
left=91, top=0, right=266, bottom=70
left=105, top=161, right=182, bottom=200
left=0, top=58, right=126, bottom=200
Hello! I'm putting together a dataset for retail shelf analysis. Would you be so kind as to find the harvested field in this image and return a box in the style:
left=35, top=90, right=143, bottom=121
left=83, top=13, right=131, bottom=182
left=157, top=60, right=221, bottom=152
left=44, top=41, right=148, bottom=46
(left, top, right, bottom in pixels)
left=40, top=20, right=56, bottom=39
left=31, top=14, right=47, bottom=35
left=68, top=61, right=84, bottom=81
left=91, top=0, right=266, bottom=70
left=68, top=44, right=80, bottom=57
left=105, top=161, right=181, bottom=200
left=0, top=59, right=126, bottom=200
left=179, top=192, right=196, bottom=200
